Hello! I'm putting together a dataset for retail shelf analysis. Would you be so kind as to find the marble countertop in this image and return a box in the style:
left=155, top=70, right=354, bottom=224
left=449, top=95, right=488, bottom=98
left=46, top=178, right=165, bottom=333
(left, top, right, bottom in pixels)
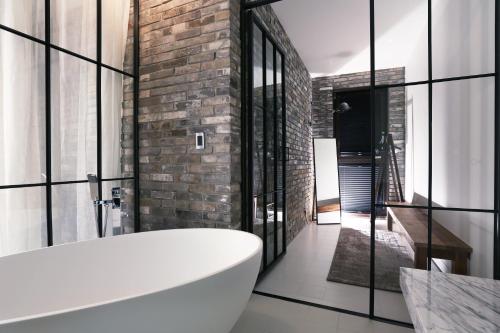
left=400, top=268, right=500, bottom=333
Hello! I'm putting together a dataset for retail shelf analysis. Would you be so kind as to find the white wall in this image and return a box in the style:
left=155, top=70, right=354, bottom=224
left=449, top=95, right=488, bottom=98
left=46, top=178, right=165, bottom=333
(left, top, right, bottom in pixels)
left=373, top=0, right=495, bottom=278
left=275, top=0, right=495, bottom=278
left=314, top=139, right=340, bottom=202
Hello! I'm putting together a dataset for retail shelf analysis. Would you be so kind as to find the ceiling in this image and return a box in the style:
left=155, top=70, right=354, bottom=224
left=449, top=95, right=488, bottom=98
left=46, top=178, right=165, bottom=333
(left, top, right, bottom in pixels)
left=271, top=0, right=424, bottom=78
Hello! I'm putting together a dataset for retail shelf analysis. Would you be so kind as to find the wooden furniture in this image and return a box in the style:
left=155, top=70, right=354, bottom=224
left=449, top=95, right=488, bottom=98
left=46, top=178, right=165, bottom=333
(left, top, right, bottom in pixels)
left=387, top=205, right=473, bottom=275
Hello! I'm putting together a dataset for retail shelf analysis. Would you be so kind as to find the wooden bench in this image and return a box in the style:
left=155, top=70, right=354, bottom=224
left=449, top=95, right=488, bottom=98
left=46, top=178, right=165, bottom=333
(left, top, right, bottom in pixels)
left=387, top=205, right=473, bottom=275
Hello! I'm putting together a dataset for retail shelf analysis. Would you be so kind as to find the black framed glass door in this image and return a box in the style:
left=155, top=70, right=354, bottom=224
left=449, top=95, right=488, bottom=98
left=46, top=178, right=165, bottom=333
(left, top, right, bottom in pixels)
left=247, top=14, right=287, bottom=271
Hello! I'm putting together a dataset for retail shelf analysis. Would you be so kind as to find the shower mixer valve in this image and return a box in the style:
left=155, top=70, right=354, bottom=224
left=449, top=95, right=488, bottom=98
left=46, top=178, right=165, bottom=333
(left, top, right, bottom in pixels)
left=93, top=188, right=121, bottom=209
left=87, top=174, right=121, bottom=237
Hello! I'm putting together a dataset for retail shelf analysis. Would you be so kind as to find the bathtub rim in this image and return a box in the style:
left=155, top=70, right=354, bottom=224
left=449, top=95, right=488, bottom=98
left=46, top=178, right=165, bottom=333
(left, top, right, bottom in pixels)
left=0, top=228, right=262, bottom=326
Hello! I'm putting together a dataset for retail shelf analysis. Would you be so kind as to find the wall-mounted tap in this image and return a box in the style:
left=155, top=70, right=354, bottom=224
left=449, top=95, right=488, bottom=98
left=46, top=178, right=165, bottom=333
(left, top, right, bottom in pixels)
left=111, top=187, right=121, bottom=209
left=87, top=174, right=121, bottom=237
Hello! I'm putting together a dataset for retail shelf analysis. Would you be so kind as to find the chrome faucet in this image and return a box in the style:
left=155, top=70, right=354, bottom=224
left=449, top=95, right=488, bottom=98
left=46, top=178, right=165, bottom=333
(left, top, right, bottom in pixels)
left=87, top=174, right=121, bottom=237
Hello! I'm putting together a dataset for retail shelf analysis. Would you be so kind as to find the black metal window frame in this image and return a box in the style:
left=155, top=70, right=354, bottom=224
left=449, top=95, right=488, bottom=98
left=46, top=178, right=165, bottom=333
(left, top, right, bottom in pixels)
left=0, top=0, right=141, bottom=246
left=241, top=11, right=287, bottom=271
left=241, top=0, right=500, bottom=328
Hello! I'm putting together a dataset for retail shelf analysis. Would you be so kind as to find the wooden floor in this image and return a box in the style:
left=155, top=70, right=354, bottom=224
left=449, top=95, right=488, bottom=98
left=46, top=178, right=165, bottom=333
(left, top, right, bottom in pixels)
left=318, top=203, right=340, bottom=213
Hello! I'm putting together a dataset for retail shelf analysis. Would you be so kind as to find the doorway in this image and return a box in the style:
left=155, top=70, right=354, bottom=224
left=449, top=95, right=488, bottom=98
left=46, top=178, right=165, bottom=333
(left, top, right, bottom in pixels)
left=245, top=14, right=287, bottom=271
left=334, top=88, right=388, bottom=213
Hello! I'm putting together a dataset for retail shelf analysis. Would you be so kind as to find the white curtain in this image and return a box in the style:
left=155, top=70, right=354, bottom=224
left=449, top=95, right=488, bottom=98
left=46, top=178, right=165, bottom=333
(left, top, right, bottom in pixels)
left=0, top=0, right=131, bottom=255
left=0, top=1, right=46, bottom=255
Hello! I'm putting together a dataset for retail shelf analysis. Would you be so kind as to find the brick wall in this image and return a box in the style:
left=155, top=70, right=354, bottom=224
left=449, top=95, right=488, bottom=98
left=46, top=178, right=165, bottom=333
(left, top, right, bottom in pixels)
left=134, top=0, right=313, bottom=243
left=311, top=68, right=406, bottom=200
left=137, top=0, right=241, bottom=231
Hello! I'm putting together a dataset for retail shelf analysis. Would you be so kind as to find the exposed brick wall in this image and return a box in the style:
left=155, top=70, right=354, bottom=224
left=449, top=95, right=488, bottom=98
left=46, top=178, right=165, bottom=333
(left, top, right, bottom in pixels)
left=137, top=0, right=241, bottom=231
left=251, top=5, right=314, bottom=241
left=135, top=0, right=313, bottom=243
left=311, top=68, right=406, bottom=200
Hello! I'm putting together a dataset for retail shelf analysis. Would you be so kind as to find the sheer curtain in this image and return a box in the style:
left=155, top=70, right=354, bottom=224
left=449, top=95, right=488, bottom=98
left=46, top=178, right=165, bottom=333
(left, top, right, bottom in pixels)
left=101, top=0, right=131, bottom=236
left=0, top=0, right=131, bottom=255
left=0, top=1, right=46, bottom=255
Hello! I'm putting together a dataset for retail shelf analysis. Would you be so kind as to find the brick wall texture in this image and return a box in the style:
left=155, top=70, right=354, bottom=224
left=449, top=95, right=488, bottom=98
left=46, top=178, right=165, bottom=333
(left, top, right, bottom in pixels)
left=137, top=0, right=241, bottom=231
left=135, top=0, right=314, bottom=243
left=312, top=68, right=406, bottom=200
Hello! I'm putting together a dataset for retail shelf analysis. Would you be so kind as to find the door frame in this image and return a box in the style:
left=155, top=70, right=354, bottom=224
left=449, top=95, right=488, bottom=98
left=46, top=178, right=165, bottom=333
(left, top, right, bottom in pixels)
left=241, top=11, right=287, bottom=272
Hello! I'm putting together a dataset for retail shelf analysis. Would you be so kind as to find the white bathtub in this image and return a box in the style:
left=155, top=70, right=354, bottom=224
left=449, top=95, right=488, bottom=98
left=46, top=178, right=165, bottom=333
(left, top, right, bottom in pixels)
left=0, top=229, right=262, bottom=333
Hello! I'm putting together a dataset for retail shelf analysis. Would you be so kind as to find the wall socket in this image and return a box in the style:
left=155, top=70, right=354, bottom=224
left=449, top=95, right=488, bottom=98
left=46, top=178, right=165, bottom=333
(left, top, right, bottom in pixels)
left=196, top=132, right=205, bottom=150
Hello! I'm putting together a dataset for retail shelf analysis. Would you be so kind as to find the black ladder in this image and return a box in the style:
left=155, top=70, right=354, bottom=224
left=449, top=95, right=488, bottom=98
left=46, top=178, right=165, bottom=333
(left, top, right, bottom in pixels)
left=375, top=133, right=404, bottom=204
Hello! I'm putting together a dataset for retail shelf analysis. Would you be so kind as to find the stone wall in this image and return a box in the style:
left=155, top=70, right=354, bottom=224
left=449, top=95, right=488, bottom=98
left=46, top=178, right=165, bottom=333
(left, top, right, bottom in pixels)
left=311, top=68, right=406, bottom=200
left=251, top=5, right=314, bottom=240
left=137, top=0, right=241, bottom=231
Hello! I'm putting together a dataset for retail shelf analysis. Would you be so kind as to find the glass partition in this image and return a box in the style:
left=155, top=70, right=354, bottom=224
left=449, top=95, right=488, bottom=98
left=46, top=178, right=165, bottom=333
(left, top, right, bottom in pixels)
left=243, top=0, right=499, bottom=328
left=373, top=0, right=497, bottom=325
left=0, top=1, right=138, bottom=256
left=432, top=0, right=495, bottom=80
left=0, top=30, right=46, bottom=187
left=249, top=16, right=287, bottom=270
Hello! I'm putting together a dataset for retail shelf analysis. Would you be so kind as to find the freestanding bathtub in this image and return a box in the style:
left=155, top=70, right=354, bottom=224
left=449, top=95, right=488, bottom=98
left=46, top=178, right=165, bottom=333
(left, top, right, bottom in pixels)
left=0, top=229, right=262, bottom=333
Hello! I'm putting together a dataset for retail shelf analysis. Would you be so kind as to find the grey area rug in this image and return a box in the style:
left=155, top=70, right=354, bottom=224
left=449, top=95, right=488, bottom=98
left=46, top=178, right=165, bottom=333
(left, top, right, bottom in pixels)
left=327, top=228, right=413, bottom=292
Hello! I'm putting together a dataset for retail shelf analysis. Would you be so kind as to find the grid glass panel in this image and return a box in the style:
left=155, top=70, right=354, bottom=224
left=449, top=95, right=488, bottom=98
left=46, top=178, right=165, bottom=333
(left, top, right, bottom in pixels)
left=432, top=0, right=495, bottom=80
left=51, top=50, right=97, bottom=182
left=51, top=0, right=97, bottom=59
left=265, top=38, right=275, bottom=193
left=276, top=190, right=284, bottom=256
left=0, top=187, right=47, bottom=256
left=373, top=207, right=423, bottom=322
left=375, top=0, right=428, bottom=84
left=432, top=78, right=495, bottom=210
left=102, top=0, right=134, bottom=73
left=249, top=17, right=287, bottom=271
left=102, top=68, right=134, bottom=179
left=0, top=0, right=45, bottom=39
left=381, top=83, right=429, bottom=205
left=0, top=30, right=46, bottom=186
left=430, top=210, right=494, bottom=279
left=52, top=183, right=96, bottom=245
left=276, top=51, right=284, bottom=190
left=0, top=0, right=138, bottom=255
left=253, top=24, right=264, bottom=196
left=265, top=192, right=275, bottom=264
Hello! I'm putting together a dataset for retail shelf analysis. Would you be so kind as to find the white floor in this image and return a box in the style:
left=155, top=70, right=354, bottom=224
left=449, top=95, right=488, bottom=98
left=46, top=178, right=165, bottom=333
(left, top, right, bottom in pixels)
left=317, top=211, right=341, bottom=224
left=254, top=217, right=413, bottom=323
left=231, top=294, right=414, bottom=333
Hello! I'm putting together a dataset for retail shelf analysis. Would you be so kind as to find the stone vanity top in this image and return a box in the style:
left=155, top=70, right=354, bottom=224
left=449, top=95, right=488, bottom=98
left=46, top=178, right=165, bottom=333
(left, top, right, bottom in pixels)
left=400, top=268, right=500, bottom=333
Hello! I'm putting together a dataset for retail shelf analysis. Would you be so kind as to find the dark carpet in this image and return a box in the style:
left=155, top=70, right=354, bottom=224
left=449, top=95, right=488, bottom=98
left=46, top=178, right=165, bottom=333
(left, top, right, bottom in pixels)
left=327, top=228, right=413, bottom=292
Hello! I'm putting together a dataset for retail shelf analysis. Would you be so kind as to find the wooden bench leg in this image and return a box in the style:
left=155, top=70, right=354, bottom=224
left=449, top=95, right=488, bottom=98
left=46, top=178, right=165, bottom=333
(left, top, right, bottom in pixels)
left=387, top=213, right=393, bottom=231
left=452, top=253, right=468, bottom=275
left=414, top=248, right=427, bottom=270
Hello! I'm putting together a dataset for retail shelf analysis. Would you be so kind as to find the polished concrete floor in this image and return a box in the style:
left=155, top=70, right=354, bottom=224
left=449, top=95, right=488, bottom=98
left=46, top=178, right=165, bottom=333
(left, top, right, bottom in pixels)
left=254, top=217, right=413, bottom=323
left=231, top=294, right=414, bottom=333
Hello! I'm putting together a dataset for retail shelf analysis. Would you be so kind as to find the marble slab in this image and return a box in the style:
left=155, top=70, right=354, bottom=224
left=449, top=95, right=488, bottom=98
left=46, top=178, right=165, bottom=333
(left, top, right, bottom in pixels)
left=400, top=268, right=500, bottom=333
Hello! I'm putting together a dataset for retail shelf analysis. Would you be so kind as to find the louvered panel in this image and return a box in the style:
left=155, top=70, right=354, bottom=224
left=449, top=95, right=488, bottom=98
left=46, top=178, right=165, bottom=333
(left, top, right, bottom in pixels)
left=339, top=164, right=380, bottom=212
